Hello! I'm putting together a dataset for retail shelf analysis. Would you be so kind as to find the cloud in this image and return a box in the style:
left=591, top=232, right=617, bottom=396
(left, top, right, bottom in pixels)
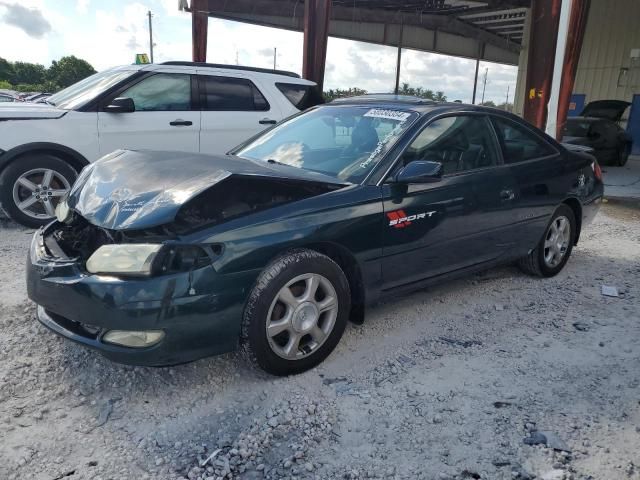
left=0, top=1, right=51, bottom=38
left=126, top=35, right=140, bottom=50
left=76, top=0, right=89, bottom=14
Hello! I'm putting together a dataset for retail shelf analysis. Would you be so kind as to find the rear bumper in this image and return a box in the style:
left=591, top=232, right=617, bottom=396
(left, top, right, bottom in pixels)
left=27, top=226, right=254, bottom=366
left=582, top=183, right=604, bottom=227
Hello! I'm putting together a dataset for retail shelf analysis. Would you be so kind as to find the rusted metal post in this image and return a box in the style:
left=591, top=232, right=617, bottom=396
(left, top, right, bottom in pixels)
left=191, top=0, right=208, bottom=62
left=556, top=0, right=591, bottom=139
left=523, top=0, right=562, bottom=129
left=302, top=0, right=331, bottom=92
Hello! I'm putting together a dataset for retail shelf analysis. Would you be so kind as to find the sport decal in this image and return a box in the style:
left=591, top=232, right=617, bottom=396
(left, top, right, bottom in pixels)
left=387, top=209, right=436, bottom=228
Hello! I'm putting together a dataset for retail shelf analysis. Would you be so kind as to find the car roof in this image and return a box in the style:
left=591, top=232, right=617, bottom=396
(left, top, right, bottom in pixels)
left=138, top=62, right=315, bottom=85
left=328, top=94, right=504, bottom=115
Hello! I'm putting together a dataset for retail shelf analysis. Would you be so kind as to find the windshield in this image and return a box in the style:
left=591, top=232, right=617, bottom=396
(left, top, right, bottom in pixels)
left=564, top=119, right=593, bottom=137
left=235, top=105, right=418, bottom=183
left=47, top=68, right=137, bottom=110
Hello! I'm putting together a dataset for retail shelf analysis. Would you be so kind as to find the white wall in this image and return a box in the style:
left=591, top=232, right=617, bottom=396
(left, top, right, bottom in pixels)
left=513, top=0, right=640, bottom=121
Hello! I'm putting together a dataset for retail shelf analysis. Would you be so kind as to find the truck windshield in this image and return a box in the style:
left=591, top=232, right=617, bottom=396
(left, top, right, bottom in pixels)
left=235, top=105, right=417, bottom=183
left=47, top=69, right=137, bottom=110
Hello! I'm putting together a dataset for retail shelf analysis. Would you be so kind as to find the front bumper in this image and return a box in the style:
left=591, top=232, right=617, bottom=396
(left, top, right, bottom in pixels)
left=27, top=225, right=255, bottom=366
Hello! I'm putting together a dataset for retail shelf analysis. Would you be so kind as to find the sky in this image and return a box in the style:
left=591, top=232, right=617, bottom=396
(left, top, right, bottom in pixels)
left=0, top=0, right=518, bottom=104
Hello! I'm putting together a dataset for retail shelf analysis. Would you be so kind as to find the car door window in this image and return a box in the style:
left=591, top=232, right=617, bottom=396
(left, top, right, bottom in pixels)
left=200, top=75, right=269, bottom=111
left=491, top=116, right=556, bottom=163
left=119, top=73, right=191, bottom=111
left=400, top=115, right=499, bottom=175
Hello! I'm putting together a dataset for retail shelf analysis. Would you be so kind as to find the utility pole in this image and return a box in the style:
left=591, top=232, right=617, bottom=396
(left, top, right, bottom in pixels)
left=147, top=10, right=154, bottom=63
left=273, top=47, right=277, bottom=70
left=235, top=50, right=239, bottom=65
left=480, top=67, right=488, bottom=104
left=505, top=85, right=510, bottom=108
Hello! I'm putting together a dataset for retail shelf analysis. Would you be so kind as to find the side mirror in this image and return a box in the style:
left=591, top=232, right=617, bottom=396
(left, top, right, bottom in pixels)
left=104, top=97, right=135, bottom=113
left=394, top=160, right=443, bottom=184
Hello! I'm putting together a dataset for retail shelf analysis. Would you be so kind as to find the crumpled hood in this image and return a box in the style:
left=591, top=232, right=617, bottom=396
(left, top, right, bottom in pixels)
left=67, top=149, right=345, bottom=230
left=0, top=101, right=67, bottom=120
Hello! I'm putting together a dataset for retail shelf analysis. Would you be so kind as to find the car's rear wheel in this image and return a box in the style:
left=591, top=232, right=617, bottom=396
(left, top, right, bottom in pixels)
left=0, top=154, right=77, bottom=228
left=517, top=204, right=576, bottom=277
left=617, top=145, right=630, bottom=166
left=242, top=249, right=350, bottom=376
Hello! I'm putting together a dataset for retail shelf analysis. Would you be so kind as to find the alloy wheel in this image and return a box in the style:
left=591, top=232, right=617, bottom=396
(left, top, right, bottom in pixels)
left=266, top=273, right=339, bottom=360
left=543, top=215, right=571, bottom=268
left=11, top=168, right=70, bottom=220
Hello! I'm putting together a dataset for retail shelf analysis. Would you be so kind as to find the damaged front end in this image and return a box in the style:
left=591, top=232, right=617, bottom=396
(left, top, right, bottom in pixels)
left=46, top=149, right=344, bottom=273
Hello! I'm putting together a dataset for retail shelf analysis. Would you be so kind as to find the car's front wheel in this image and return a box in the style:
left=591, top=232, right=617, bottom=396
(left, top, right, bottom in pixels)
left=242, top=249, right=351, bottom=376
left=518, top=204, right=576, bottom=277
left=0, top=154, right=77, bottom=228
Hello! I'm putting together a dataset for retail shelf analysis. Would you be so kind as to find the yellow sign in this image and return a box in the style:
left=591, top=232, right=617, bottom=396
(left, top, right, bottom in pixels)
left=135, top=53, right=150, bottom=65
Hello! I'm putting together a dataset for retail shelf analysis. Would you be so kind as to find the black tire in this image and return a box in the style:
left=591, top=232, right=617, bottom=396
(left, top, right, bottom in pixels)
left=0, top=154, right=78, bottom=228
left=617, top=145, right=630, bottom=166
left=518, top=204, right=576, bottom=277
left=241, top=249, right=351, bottom=376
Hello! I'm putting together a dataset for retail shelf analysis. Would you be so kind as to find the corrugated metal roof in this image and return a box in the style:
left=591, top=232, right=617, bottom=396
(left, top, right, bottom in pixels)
left=191, top=0, right=531, bottom=65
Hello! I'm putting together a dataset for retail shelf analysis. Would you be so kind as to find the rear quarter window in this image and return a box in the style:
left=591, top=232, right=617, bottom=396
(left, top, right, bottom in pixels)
left=276, top=83, right=324, bottom=110
left=491, top=116, right=557, bottom=164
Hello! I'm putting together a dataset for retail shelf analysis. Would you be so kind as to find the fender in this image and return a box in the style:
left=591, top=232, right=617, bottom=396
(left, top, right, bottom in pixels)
left=0, top=142, right=90, bottom=173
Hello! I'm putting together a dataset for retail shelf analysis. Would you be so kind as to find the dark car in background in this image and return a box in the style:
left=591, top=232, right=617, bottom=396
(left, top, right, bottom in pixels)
left=562, top=100, right=632, bottom=166
left=27, top=96, right=603, bottom=375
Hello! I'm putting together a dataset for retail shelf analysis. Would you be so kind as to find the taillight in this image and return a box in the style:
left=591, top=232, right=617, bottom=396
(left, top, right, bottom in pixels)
left=591, top=161, right=603, bottom=181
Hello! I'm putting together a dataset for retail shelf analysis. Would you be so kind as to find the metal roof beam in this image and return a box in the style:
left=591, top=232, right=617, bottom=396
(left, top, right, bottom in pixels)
left=202, top=0, right=521, bottom=54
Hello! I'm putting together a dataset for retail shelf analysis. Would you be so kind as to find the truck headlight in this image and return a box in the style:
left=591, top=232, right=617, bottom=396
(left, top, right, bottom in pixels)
left=55, top=197, right=72, bottom=223
left=86, top=244, right=162, bottom=276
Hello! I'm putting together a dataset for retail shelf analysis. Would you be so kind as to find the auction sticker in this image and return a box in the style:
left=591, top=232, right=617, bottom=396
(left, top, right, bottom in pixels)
left=363, top=109, right=411, bottom=122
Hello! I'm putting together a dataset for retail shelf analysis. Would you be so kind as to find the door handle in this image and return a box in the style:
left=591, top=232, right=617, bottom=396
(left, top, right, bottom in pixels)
left=169, top=119, right=193, bottom=126
left=259, top=118, right=277, bottom=125
left=500, top=189, right=516, bottom=201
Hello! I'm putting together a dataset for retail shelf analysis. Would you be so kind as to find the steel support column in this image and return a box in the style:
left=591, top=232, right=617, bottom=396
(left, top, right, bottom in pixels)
left=472, top=43, right=485, bottom=104
left=523, top=0, right=562, bottom=129
left=556, top=0, right=591, bottom=139
left=192, top=0, right=208, bottom=62
left=302, top=0, right=331, bottom=91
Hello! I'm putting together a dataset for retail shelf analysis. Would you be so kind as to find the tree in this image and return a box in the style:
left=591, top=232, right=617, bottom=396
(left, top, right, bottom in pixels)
left=398, top=83, right=447, bottom=102
left=0, top=57, right=14, bottom=83
left=11, top=61, right=46, bottom=85
left=47, top=56, right=96, bottom=89
left=480, top=100, right=497, bottom=107
left=0, top=79, right=12, bottom=90
left=323, top=87, right=368, bottom=101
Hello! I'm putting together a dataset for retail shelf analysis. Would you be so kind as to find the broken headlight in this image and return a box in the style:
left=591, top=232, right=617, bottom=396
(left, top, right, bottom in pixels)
left=86, top=244, right=162, bottom=276
left=55, top=197, right=72, bottom=223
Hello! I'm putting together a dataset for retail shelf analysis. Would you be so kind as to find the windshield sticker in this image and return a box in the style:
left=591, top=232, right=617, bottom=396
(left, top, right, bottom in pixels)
left=359, top=118, right=410, bottom=169
left=363, top=109, right=411, bottom=122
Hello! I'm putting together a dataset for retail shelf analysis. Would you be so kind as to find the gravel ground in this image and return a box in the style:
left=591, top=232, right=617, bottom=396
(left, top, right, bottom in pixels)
left=1, top=201, right=639, bottom=480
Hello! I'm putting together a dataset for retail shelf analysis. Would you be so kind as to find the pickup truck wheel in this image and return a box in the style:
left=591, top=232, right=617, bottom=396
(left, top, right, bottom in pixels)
left=0, top=154, right=77, bottom=228
left=242, top=249, right=350, bottom=376
left=517, top=204, right=576, bottom=277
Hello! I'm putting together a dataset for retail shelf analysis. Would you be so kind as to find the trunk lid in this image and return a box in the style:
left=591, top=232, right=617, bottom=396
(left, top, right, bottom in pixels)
left=580, top=100, right=630, bottom=121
